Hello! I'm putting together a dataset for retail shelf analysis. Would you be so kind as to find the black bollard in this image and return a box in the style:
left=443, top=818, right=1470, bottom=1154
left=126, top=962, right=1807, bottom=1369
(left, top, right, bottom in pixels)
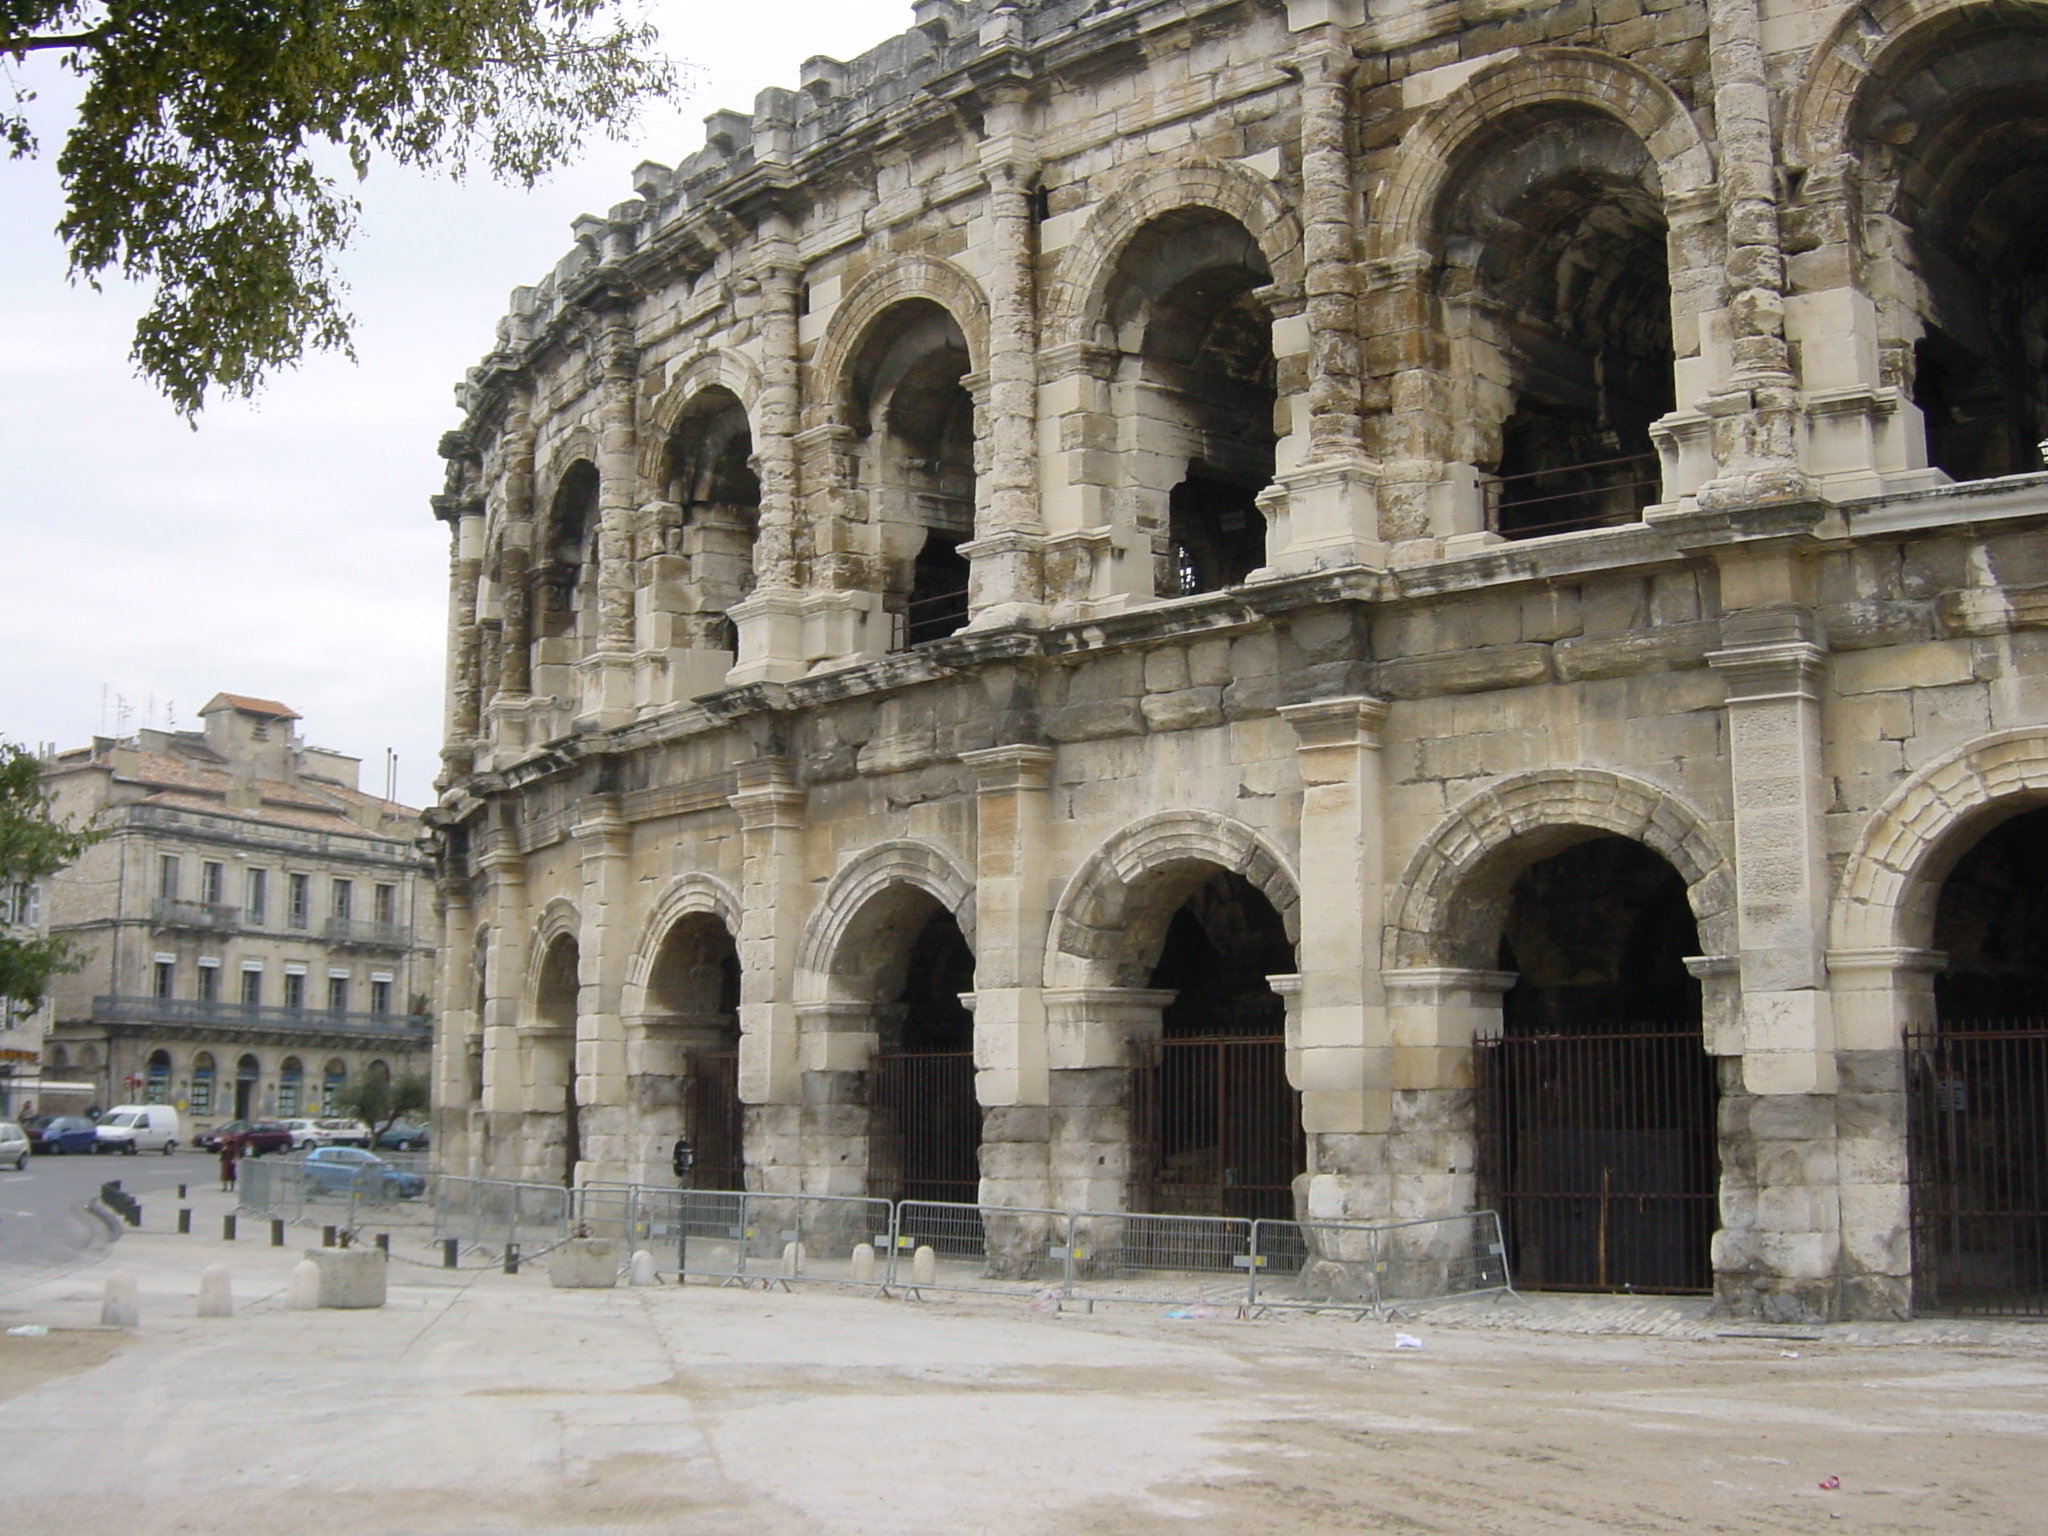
left=177, top=1183, right=187, bottom=1200
left=503, top=1243, right=520, bottom=1275
left=375, top=1232, right=389, bottom=1254
left=321, top=1225, right=337, bottom=1248
left=221, top=1214, right=237, bottom=1241
left=271, top=1219, right=286, bottom=1247
left=177, top=1207, right=191, bottom=1235
left=441, top=1238, right=459, bottom=1269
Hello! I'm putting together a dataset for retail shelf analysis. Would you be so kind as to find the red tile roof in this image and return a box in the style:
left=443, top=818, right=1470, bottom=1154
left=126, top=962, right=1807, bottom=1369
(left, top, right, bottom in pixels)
left=201, top=692, right=301, bottom=720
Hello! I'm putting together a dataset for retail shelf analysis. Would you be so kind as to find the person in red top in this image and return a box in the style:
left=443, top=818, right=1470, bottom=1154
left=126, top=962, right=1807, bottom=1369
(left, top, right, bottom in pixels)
left=217, top=1134, right=240, bottom=1192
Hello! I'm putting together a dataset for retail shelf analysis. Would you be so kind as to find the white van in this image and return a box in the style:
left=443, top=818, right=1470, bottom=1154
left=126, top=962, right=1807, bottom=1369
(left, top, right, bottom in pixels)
left=94, top=1105, right=182, bottom=1155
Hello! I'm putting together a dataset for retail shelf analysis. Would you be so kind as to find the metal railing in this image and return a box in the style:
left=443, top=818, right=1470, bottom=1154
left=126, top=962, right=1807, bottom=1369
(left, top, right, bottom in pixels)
left=92, top=994, right=431, bottom=1041
left=432, top=1175, right=572, bottom=1256
left=902, top=586, right=970, bottom=648
left=238, top=1153, right=430, bottom=1229
left=323, top=917, right=415, bottom=950
left=152, top=897, right=240, bottom=932
left=1487, top=451, right=1661, bottom=539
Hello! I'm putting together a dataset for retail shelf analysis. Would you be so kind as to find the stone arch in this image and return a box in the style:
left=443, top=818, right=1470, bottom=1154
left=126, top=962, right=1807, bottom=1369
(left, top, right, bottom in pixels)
left=1047, top=811, right=1301, bottom=989
left=1832, top=730, right=2048, bottom=956
left=523, top=898, right=582, bottom=1013
left=793, top=839, right=977, bottom=1001
left=1788, top=0, right=2003, bottom=165
left=622, top=871, right=744, bottom=1012
left=535, top=427, right=600, bottom=515
left=807, top=256, right=991, bottom=428
left=1385, top=769, right=1734, bottom=971
left=637, top=352, right=763, bottom=485
left=1368, top=48, right=1715, bottom=264
left=1043, top=158, right=1305, bottom=349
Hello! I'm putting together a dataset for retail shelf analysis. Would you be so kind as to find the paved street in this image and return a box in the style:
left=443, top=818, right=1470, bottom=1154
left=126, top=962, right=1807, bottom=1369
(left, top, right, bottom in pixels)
left=0, top=1147, right=201, bottom=1291
left=0, top=1183, right=2042, bottom=1535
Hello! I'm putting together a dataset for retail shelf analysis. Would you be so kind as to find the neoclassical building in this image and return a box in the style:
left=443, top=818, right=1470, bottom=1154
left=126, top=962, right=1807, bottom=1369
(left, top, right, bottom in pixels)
left=428, top=0, right=2048, bottom=1320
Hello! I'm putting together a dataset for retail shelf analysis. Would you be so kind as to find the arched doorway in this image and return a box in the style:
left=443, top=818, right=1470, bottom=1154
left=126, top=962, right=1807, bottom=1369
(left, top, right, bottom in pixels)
left=1134, top=869, right=1301, bottom=1221
left=532, top=934, right=580, bottom=1186
left=660, top=387, right=760, bottom=655
left=1475, top=835, right=1717, bottom=1292
left=277, top=1057, right=304, bottom=1118
left=189, top=1052, right=216, bottom=1117
left=869, top=900, right=980, bottom=1207
left=145, top=1050, right=172, bottom=1105
left=1909, top=804, right=2048, bottom=1315
left=645, top=911, right=743, bottom=1189
left=234, top=1053, right=262, bottom=1121
left=321, top=1058, right=346, bottom=1115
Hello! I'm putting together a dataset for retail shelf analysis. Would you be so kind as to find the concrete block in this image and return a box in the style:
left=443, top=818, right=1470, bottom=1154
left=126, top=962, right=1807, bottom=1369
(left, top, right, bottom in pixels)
left=287, top=1260, right=321, bottom=1311
left=310, top=1248, right=387, bottom=1309
left=100, top=1270, right=139, bottom=1328
left=197, top=1265, right=233, bottom=1318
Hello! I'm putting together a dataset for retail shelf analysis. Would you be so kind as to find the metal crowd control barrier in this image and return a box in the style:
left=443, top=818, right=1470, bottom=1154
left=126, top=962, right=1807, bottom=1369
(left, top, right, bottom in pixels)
left=432, top=1175, right=571, bottom=1257
left=1246, top=1211, right=1513, bottom=1316
left=1063, top=1210, right=1258, bottom=1310
left=891, top=1202, right=1070, bottom=1297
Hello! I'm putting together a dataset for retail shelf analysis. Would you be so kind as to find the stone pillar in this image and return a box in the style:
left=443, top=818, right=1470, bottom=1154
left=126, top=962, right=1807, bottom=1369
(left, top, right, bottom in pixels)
left=477, top=825, right=529, bottom=1181
left=730, top=758, right=807, bottom=1193
left=1278, top=697, right=1392, bottom=1223
left=579, top=319, right=640, bottom=726
left=1825, top=945, right=1943, bottom=1319
left=488, top=395, right=537, bottom=758
left=1707, top=575, right=1840, bottom=1319
left=432, top=880, right=480, bottom=1175
left=1038, top=342, right=1139, bottom=616
left=962, top=746, right=1055, bottom=1213
left=1694, top=0, right=1810, bottom=509
left=569, top=794, right=631, bottom=1185
left=1382, top=968, right=1516, bottom=1223
left=1261, top=32, right=1385, bottom=577
left=439, top=498, right=484, bottom=782
left=727, top=216, right=810, bottom=685
left=960, top=89, right=1046, bottom=628
left=1043, top=987, right=1176, bottom=1213
left=794, top=1000, right=876, bottom=1200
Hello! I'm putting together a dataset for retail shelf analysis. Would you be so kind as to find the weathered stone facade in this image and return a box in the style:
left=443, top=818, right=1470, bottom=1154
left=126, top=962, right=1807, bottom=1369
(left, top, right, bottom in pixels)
left=429, top=0, right=2048, bottom=1320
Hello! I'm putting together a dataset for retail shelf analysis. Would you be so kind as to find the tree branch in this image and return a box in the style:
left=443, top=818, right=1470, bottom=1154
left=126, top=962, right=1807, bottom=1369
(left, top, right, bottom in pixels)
left=1, top=28, right=108, bottom=56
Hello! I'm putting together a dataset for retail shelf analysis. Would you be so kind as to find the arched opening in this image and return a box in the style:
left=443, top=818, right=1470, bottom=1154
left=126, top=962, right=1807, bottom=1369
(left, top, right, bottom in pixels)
left=1476, top=835, right=1715, bottom=1292
left=1438, top=110, right=1674, bottom=538
left=277, top=1056, right=303, bottom=1118
left=531, top=461, right=600, bottom=689
left=1103, top=210, right=1277, bottom=595
left=145, top=1050, right=171, bottom=1106
left=1863, top=22, right=2048, bottom=483
left=321, top=1059, right=346, bottom=1116
left=1134, top=868, right=1301, bottom=1220
left=1910, top=803, right=2048, bottom=1315
left=189, top=1051, right=215, bottom=1117
left=868, top=899, right=980, bottom=1207
left=846, top=300, right=976, bottom=647
left=645, top=911, right=743, bottom=1190
left=234, top=1053, right=262, bottom=1121
left=534, top=933, right=581, bottom=1185
left=660, top=388, right=760, bottom=653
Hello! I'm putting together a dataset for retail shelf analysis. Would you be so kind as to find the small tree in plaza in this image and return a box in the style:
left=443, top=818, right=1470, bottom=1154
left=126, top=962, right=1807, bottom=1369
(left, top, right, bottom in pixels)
left=338, top=1070, right=430, bottom=1143
left=0, top=741, right=97, bottom=1011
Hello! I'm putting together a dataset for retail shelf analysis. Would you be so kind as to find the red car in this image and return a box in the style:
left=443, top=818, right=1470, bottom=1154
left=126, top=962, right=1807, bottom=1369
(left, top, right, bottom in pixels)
left=196, top=1119, right=294, bottom=1156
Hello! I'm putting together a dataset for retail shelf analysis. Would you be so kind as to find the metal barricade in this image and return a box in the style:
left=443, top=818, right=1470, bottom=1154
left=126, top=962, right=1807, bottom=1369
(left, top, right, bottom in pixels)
left=432, top=1175, right=571, bottom=1257
left=742, top=1191, right=897, bottom=1289
left=1062, top=1210, right=1256, bottom=1310
left=1249, top=1211, right=1513, bottom=1316
left=890, top=1202, right=1069, bottom=1296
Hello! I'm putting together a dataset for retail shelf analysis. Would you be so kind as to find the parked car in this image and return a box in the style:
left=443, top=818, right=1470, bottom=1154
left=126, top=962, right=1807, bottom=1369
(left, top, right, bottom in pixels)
left=278, top=1117, right=373, bottom=1151
left=192, top=1120, right=244, bottom=1152
left=374, top=1121, right=430, bottom=1152
left=93, top=1104, right=182, bottom=1155
left=28, top=1115, right=99, bottom=1155
left=296, top=1146, right=426, bottom=1200
left=0, top=1120, right=29, bottom=1169
left=231, top=1121, right=296, bottom=1156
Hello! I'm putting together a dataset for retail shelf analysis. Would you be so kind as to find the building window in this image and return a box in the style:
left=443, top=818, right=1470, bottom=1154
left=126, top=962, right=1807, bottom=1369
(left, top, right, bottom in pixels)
left=322, top=1060, right=347, bottom=1115
left=190, top=1053, right=215, bottom=1116
left=239, top=966, right=263, bottom=1006
left=326, top=973, right=349, bottom=1013
left=331, top=879, right=354, bottom=921
left=369, top=978, right=392, bottom=1016
left=3, top=881, right=39, bottom=927
left=153, top=957, right=175, bottom=999
left=201, top=861, right=224, bottom=905
left=145, top=1051, right=172, bottom=1105
left=158, top=855, right=180, bottom=900
left=245, top=869, right=267, bottom=925
left=196, top=958, right=220, bottom=1003
left=278, top=1058, right=303, bottom=1117
left=288, top=873, right=310, bottom=929
left=374, top=883, right=396, bottom=926
left=283, top=969, right=306, bottom=1010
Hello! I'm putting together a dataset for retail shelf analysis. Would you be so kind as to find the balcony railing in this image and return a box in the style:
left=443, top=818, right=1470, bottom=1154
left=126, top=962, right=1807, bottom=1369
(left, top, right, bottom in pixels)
left=1487, top=451, right=1662, bottom=540
left=323, top=917, right=414, bottom=950
left=92, top=995, right=429, bottom=1040
left=152, top=897, right=240, bottom=932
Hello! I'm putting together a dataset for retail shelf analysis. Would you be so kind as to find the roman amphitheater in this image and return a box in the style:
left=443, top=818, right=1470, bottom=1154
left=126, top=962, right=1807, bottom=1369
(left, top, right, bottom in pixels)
left=424, top=0, right=2048, bottom=1321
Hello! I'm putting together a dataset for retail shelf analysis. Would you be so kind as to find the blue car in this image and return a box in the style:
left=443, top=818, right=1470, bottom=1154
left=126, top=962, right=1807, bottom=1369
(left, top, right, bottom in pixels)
left=27, top=1115, right=100, bottom=1155
left=297, top=1146, right=427, bottom=1199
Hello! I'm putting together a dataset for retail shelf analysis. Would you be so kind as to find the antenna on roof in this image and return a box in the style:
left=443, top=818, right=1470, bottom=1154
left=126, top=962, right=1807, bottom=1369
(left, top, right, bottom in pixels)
left=385, top=749, right=397, bottom=803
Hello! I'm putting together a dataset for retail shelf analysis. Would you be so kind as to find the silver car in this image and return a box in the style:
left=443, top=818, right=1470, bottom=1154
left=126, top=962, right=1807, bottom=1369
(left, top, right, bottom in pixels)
left=0, top=1121, right=28, bottom=1170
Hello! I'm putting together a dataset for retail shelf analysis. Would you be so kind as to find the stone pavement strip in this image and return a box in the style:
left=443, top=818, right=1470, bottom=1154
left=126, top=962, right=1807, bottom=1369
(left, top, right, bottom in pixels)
left=0, top=1184, right=2042, bottom=1536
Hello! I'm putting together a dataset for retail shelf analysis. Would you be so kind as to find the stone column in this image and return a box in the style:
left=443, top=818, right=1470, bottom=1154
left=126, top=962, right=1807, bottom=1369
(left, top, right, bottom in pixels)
left=1279, top=697, right=1391, bottom=1223
left=729, top=758, right=807, bottom=1193
left=961, top=746, right=1055, bottom=1218
left=438, top=497, right=484, bottom=782
left=1037, top=342, right=1138, bottom=615
left=432, top=879, right=480, bottom=1176
left=1381, top=968, right=1516, bottom=1222
left=795, top=1000, right=878, bottom=1201
left=1043, top=987, right=1176, bottom=1213
left=569, top=794, right=631, bottom=1185
left=488, top=395, right=537, bottom=756
left=1707, top=574, right=1840, bottom=1319
left=477, top=825, right=529, bottom=1181
left=1262, top=32, right=1386, bottom=576
left=579, top=320, right=641, bottom=726
left=727, top=215, right=811, bottom=685
left=1694, top=0, right=1810, bottom=509
left=959, top=89, right=1047, bottom=628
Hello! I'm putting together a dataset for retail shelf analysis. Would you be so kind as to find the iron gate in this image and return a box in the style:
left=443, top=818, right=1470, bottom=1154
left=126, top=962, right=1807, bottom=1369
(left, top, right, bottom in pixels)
left=869, top=1050, right=981, bottom=1207
left=1476, top=1030, right=1719, bottom=1293
left=1133, top=1036, right=1301, bottom=1223
left=682, top=1050, right=744, bottom=1191
left=1908, top=1024, right=2048, bottom=1317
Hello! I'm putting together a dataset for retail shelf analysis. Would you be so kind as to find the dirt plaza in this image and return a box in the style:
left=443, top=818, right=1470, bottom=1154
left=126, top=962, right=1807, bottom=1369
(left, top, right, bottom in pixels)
left=0, top=1191, right=2040, bottom=1535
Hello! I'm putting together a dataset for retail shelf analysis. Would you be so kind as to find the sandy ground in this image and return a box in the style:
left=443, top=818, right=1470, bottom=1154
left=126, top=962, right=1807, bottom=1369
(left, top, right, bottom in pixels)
left=0, top=1186, right=2042, bottom=1535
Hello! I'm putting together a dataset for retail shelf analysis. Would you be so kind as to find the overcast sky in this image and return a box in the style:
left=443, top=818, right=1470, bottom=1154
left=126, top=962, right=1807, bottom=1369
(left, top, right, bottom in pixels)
left=0, top=0, right=910, bottom=808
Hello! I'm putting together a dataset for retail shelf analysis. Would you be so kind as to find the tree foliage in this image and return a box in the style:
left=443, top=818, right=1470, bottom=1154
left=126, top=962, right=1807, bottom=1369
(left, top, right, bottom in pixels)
left=0, top=742, right=98, bottom=1008
left=337, top=1069, right=429, bottom=1139
left=2, top=0, right=678, bottom=414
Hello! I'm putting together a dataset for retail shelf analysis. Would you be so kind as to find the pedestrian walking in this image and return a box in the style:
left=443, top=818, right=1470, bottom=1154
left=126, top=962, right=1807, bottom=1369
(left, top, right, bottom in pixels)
left=218, top=1135, right=240, bottom=1192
